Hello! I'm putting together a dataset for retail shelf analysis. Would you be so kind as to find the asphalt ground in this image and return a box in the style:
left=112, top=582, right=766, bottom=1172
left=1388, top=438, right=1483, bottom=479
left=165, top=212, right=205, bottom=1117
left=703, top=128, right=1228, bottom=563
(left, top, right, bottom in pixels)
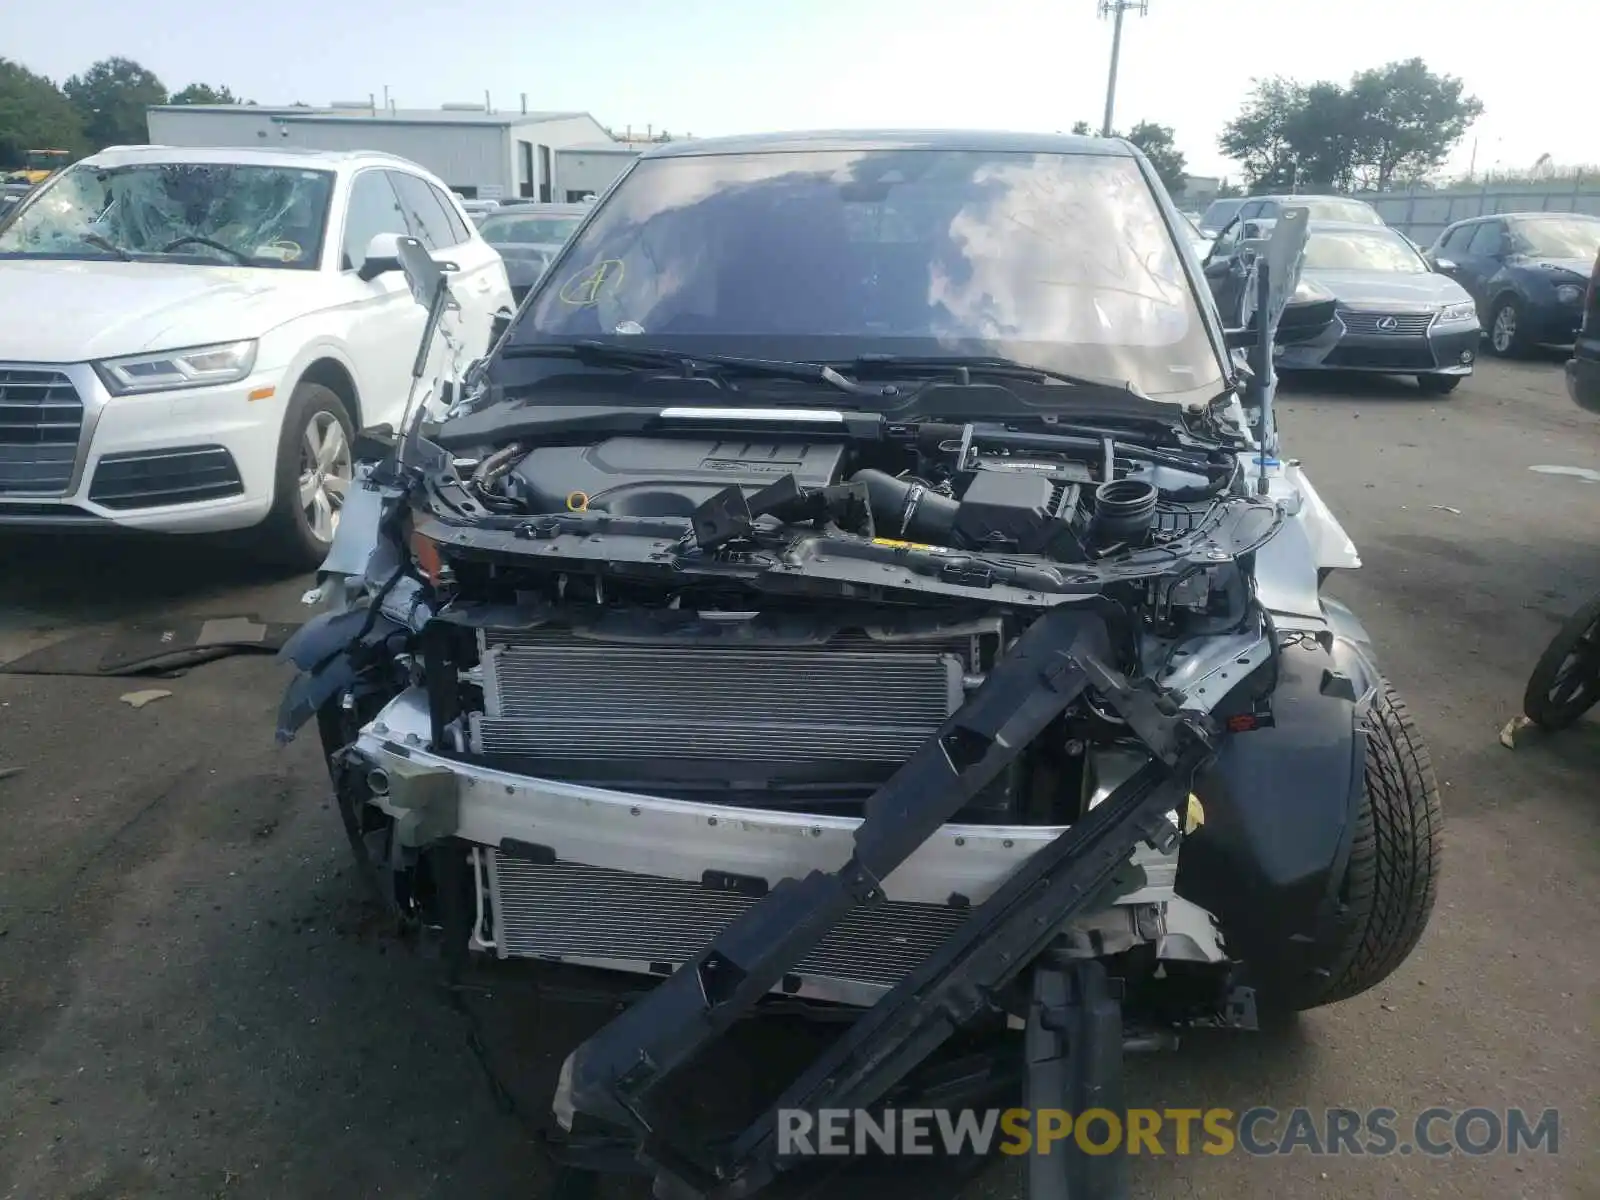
left=1, top=356, right=1596, bottom=1200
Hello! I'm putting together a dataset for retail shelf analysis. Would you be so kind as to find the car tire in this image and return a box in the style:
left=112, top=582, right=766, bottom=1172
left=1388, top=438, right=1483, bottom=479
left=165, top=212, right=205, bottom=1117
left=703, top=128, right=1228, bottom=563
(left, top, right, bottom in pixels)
left=1522, top=595, right=1600, bottom=731
left=259, top=381, right=354, bottom=571
left=1415, top=374, right=1462, bottom=395
left=1289, top=682, right=1443, bottom=1009
left=1486, top=296, right=1529, bottom=358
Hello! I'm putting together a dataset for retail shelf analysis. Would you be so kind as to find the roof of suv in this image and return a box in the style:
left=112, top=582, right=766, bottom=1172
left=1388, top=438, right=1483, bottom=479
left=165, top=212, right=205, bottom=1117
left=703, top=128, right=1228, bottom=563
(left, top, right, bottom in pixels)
left=1251, top=193, right=1368, bottom=204
left=642, top=129, right=1137, bottom=159
left=79, top=145, right=431, bottom=173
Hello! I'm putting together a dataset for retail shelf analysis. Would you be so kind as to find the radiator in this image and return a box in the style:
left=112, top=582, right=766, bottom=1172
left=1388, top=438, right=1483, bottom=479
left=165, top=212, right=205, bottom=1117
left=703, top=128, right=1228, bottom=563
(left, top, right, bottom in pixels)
left=469, top=627, right=971, bottom=768
left=484, top=852, right=970, bottom=991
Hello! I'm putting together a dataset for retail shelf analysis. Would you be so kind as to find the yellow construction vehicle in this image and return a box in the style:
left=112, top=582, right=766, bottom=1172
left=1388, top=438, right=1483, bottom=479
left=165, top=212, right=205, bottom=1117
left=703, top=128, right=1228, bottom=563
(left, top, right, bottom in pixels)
left=4, top=149, right=72, bottom=186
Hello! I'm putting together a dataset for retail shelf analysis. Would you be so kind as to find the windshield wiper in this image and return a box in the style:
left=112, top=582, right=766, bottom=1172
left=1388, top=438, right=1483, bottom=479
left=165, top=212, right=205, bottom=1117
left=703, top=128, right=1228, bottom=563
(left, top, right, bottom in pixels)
left=158, top=235, right=253, bottom=266
left=80, top=233, right=133, bottom=262
left=499, top=339, right=886, bottom=397
left=845, top=354, right=1144, bottom=396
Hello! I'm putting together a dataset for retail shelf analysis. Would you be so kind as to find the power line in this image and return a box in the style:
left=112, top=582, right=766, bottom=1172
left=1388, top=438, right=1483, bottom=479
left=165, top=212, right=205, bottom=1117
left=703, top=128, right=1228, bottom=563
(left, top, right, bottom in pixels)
left=1097, top=0, right=1148, bottom=138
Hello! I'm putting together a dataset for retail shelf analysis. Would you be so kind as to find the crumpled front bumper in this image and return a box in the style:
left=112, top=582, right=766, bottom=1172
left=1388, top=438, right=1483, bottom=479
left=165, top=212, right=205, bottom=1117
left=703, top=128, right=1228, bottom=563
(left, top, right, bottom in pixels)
left=349, top=687, right=1223, bottom=1005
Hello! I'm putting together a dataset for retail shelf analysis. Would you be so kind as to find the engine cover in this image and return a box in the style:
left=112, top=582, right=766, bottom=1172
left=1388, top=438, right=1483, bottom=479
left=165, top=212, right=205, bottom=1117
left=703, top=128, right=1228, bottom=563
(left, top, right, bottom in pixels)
left=507, top=437, right=847, bottom=517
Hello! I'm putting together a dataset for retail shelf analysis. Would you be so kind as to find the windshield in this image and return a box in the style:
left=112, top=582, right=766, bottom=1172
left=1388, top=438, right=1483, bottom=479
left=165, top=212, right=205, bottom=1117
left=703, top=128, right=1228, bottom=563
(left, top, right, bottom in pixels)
left=1200, top=199, right=1243, bottom=229
left=1511, top=217, right=1600, bottom=261
left=0, top=162, right=335, bottom=268
left=479, top=212, right=583, bottom=246
left=1302, top=227, right=1426, bottom=273
left=1299, top=199, right=1382, bottom=225
left=509, top=148, right=1222, bottom=401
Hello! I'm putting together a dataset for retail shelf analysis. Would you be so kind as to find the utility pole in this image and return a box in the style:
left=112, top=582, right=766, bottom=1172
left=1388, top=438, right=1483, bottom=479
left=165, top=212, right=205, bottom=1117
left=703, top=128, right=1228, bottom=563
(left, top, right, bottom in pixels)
left=1098, top=0, right=1148, bottom=138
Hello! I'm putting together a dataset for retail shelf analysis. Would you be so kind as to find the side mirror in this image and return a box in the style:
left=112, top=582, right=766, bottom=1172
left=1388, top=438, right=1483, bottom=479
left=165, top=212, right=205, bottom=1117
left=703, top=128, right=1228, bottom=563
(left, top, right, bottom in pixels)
left=1433, top=257, right=1457, bottom=272
left=357, top=232, right=404, bottom=282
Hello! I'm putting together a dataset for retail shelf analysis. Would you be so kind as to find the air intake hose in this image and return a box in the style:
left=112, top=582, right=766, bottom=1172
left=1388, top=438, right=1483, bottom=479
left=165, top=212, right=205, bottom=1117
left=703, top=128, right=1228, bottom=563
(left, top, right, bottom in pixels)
left=1090, top=479, right=1159, bottom=548
left=851, top=469, right=960, bottom=543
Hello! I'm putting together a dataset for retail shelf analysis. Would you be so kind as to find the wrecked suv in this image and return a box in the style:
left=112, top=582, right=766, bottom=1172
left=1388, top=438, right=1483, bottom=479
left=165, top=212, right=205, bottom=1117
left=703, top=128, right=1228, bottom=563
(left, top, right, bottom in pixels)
left=279, top=132, right=1442, bottom=1200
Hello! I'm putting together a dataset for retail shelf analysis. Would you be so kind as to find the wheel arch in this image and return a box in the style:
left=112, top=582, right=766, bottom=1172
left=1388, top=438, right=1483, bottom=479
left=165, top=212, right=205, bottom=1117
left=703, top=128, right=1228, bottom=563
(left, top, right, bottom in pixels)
left=1488, top=286, right=1523, bottom=319
left=294, top=355, right=362, bottom=429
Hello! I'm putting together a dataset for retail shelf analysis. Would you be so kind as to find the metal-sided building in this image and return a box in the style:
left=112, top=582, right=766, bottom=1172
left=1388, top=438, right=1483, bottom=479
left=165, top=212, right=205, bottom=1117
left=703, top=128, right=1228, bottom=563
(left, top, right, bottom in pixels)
left=144, top=103, right=642, bottom=202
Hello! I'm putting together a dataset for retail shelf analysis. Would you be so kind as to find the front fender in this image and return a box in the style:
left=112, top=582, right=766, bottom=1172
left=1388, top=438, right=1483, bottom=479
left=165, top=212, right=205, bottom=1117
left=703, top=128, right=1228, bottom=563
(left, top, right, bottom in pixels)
left=1180, top=628, right=1381, bottom=999
left=1283, top=461, right=1361, bottom=570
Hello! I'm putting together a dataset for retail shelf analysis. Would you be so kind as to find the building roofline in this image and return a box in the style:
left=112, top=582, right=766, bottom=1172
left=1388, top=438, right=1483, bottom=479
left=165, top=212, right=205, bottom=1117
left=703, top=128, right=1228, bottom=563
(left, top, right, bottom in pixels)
left=147, top=104, right=606, bottom=130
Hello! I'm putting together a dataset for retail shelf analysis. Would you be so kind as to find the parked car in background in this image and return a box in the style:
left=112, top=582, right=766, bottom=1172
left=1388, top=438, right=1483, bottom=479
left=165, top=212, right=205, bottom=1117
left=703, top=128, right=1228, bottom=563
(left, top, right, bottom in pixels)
left=1566, top=246, right=1600, bottom=414
left=1196, top=196, right=1244, bottom=238
left=1426, top=213, right=1600, bottom=357
left=476, top=201, right=589, bottom=302
left=0, top=145, right=514, bottom=567
left=1178, top=210, right=1212, bottom=258
left=1234, top=194, right=1384, bottom=234
left=1204, top=219, right=1478, bottom=394
left=0, top=184, right=29, bottom=218
left=456, top=197, right=502, bottom=224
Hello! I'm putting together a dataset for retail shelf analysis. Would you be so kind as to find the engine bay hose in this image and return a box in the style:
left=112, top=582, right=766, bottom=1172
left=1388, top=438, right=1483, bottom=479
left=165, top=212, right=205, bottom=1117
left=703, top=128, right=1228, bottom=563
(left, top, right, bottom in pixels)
left=1091, top=479, right=1159, bottom=547
left=851, top=468, right=960, bottom=542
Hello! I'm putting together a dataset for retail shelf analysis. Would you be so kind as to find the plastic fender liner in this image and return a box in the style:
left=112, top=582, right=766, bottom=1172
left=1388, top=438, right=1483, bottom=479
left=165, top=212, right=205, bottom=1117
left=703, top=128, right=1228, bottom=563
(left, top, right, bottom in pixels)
left=1179, top=630, right=1375, bottom=997
left=274, top=608, right=407, bottom=745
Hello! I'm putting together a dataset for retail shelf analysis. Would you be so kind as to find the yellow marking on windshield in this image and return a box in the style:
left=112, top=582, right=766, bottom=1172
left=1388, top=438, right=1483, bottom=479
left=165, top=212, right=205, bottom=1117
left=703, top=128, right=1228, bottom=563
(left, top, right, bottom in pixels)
left=559, top=259, right=625, bottom=306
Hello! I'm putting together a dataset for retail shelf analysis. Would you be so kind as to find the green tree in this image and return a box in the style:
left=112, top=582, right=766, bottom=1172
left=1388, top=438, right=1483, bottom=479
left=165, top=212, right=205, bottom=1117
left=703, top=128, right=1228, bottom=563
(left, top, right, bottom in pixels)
left=1215, top=178, right=1243, bottom=199
left=1218, top=77, right=1306, bottom=193
left=1070, top=120, right=1092, bottom=136
left=0, top=57, right=87, bottom=168
left=1219, top=60, right=1481, bottom=193
left=63, top=57, right=166, bottom=149
left=1123, top=120, right=1186, bottom=196
left=1347, top=58, right=1482, bottom=189
left=168, top=82, right=239, bottom=105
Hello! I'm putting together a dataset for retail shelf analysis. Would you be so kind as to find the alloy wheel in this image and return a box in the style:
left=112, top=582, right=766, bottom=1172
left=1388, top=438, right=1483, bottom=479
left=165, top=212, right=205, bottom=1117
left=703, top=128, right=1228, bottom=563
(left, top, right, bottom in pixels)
left=1492, top=304, right=1517, bottom=353
left=298, top=411, right=352, bottom=543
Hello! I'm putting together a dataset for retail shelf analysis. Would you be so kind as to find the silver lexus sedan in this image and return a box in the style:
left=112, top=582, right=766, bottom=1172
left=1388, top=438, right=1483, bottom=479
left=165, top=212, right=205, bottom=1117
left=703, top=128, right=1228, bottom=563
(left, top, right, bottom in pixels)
left=1206, top=219, right=1480, bottom=395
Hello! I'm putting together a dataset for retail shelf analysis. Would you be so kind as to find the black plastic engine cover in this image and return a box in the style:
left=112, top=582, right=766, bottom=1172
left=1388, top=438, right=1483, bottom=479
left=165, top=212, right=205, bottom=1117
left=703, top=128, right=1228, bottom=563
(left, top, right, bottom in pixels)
left=953, top=470, right=1079, bottom=554
left=507, top=437, right=847, bottom=517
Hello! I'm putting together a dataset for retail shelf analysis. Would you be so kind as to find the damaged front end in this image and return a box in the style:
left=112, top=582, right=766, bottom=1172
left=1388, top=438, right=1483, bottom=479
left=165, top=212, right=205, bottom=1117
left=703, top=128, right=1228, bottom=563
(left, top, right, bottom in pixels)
left=276, top=198, right=1384, bottom=1200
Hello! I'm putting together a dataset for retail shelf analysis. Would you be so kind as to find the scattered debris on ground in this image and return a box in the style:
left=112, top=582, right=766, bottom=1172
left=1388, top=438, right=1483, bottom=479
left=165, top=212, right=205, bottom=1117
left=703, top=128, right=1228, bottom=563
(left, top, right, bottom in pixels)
left=120, top=688, right=173, bottom=709
left=1499, top=714, right=1535, bottom=748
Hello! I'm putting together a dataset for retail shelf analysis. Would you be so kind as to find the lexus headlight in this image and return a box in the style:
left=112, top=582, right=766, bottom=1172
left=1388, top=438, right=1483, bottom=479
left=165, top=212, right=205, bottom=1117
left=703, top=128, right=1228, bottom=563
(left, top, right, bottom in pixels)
left=1438, top=301, right=1476, bottom=324
left=1556, top=283, right=1584, bottom=305
left=94, top=339, right=258, bottom=395
left=1292, top=276, right=1334, bottom=303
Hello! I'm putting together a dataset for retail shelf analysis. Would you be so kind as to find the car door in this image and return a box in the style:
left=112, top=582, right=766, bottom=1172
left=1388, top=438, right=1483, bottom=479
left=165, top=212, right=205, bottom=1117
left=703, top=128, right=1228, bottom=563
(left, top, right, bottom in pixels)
left=1450, top=221, right=1508, bottom=310
left=386, top=171, right=508, bottom=363
left=1202, top=217, right=1249, bottom=321
left=332, top=169, right=425, bottom=430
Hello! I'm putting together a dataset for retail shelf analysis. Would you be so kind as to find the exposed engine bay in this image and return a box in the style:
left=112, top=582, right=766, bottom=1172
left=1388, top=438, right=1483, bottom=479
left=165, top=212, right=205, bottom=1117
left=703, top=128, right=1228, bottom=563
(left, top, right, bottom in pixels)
left=367, top=409, right=1282, bottom=825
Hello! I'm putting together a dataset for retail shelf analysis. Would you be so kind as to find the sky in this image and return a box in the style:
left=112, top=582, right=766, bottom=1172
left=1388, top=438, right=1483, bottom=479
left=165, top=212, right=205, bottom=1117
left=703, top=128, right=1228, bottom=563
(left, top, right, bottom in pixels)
left=3, top=0, right=1590, bottom=183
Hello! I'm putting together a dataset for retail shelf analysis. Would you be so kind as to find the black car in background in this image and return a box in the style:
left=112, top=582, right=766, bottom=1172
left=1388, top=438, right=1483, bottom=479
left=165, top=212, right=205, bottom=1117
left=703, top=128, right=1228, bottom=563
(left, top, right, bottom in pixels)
left=477, top=202, right=589, bottom=303
left=1196, top=196, right=1245, bottom=238
left=1426, top=212, right=1600, bottom=357
left=1566, top=247, right=1600, bottom=414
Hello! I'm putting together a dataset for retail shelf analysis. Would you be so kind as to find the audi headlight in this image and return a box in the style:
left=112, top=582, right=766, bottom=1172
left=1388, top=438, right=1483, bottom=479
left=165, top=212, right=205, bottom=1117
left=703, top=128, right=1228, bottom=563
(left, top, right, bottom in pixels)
left=1437, top=301, right=1476, bottom=324
left=1556, top=283, right=1584, bottom=305
left=94, top=339, right=259, bottom=396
